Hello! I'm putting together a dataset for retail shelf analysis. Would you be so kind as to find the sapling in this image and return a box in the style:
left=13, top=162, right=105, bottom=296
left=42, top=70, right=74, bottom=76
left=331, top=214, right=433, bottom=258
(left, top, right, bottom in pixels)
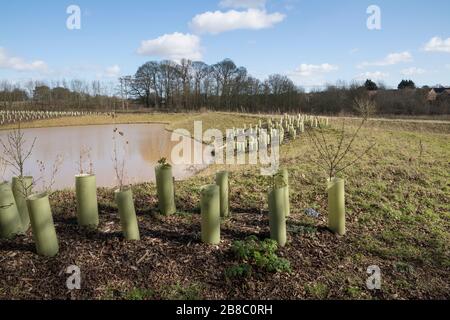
left=200, top=184, right=221, bottom=245
left=0, top=158, right=22, bottom=239
left=215, top=171, right=230, bottom=218
left=112, top=128, right=140, bottom=240
left=307, top=99, right=376, bottom=180
left=26, top=154, right=64, bottom=257
left=75, top=146, right=99, bottom=229
left=155, top=157, right=176, bottom=216
left=268, top=172, right=287, bottom=247
left=279, top=168, right=290, bottom=217
left=0, top=123, right=36, bottom=232
left=306, top=98, right=376, bottom=235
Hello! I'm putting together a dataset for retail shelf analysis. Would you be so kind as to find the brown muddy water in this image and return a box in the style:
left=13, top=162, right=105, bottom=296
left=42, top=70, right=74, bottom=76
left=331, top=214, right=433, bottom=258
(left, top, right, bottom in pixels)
left=0, top=124, right=212, bottom=189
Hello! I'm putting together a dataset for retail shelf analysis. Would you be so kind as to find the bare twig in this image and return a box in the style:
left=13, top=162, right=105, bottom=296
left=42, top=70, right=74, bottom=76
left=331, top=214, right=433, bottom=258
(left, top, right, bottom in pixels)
left=112, top=128, right=129, bottom=191
left=77, top=146, right=94, bottom=175
left=332, top=116, right=367, bottom=172
left=35, top=154, right=64, bottom=194
left=334, top=142, right=376, bottom=176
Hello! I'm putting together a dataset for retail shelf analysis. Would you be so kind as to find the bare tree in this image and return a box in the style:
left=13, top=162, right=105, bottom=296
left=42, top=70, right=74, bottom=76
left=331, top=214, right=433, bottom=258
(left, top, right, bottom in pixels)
left=212, top=59, right=238, bottom=109
left=0, top=122, right=36, bottom=178
left=132, top=61, right=160, bottom=108
left=178, top=59, right=192, bottom=109
left=118, top=76, right=132, bottom=110
left=2, top=57, right=444, bottom=115
left=192, top=61, right=209, bottom=109
left=306, top=98, right=376, bottom=180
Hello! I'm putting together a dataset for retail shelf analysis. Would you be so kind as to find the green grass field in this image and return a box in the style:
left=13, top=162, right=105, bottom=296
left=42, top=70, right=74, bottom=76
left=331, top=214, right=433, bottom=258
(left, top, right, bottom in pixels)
left=0, top=112, right=448, bottom=299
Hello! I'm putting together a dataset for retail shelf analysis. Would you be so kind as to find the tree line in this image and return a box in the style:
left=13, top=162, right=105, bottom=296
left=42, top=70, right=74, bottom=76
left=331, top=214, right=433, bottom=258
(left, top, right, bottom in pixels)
left=126, top=59, right=298, bottom=112
left=0, top=79, right=121, bottom=111
left=1, top=58, right=449, bottom=115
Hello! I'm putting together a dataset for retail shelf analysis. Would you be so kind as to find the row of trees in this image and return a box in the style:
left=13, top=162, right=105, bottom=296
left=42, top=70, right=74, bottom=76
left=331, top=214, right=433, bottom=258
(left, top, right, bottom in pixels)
left=0, top=79, right=121, bottom=111
left=310, top=84, right=447, bottom=115
left=127, top=59, right=298, bottom=112
left=364, top=79, right=419, bottom=91
left=126, top=59, right=449, bottom=115
left=1, top=58, right=449, bottom=115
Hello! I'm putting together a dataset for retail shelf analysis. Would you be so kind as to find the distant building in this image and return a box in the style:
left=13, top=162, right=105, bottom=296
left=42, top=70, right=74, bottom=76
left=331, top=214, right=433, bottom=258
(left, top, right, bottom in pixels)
left=428, top=87, right=450, bottom=101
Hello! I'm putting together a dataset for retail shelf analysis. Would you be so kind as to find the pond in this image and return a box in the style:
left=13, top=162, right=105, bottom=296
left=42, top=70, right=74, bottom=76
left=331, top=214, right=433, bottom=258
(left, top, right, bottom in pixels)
left=0, top=124, right=211, bottom=190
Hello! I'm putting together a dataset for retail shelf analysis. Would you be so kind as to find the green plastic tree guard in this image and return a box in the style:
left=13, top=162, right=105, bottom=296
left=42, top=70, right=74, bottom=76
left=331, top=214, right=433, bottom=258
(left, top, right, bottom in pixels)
left=115, top=188, right=140, bottom=240
left=280, top=168, right=290, bottom=217
left=0, top=182, right=22, bottom=239
left=75, top=174, right=99, bottom=229
left=327, top=178, right=346, bottom=236
left=26, top=193, right=59, bottom=257
left=155, top=165, right=176, bottom=215
left=215, top=171, right=230, bottom=218
left=268, top=186, right=287, bottom=247
left=201, top=184, right=221, bottom=245
left=12, top=176, right=33, bottom=233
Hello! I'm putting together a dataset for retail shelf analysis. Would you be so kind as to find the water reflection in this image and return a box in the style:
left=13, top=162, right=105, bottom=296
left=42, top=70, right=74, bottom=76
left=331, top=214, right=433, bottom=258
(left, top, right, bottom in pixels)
left=0, top=124, right=211, bottom=189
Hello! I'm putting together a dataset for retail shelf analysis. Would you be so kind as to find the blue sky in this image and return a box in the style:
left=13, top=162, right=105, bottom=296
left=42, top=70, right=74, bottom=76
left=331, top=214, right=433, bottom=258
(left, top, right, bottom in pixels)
left=0, top=0, right=449, bottom=89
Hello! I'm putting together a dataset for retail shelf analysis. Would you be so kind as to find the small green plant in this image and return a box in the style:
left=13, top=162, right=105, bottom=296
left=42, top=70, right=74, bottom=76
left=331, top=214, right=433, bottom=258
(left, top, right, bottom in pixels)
left=305, top=282, right=329, bottom=299
left=288, top=224, right=318, bottom=235
left=161, top=282, right=203, bottom=300
left=226, top=236, right=291, bottom=279
left=225, top=264, right=252, bottom=279
left=346, top=286, right=362, bottom=299
left=124, top=288, right=155, bottom=300
left=395, top=261, right=415, bottom=274
left=123, top=283, right=202, bottom=300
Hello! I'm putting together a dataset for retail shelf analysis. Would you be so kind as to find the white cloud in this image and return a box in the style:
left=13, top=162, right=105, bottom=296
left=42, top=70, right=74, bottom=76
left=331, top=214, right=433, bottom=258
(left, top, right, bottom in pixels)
left=358, top=51, right=413, bottom=68
left=219, top=0, right=266, bottom=9
left=190, top=9, right=285, bottom=35
left=401, top=67, right=425, bottom=76
left=137, top=32, right=202, bottom=61
left=104, top=65, right=121, bottom=78
left=349, top=48, right=359, bottom=54
left=290, top=63, right=339, bottom=77
left=424, top=36, right=450, bottom=53
left=355, top=71, right=389, bottom=81
left=0, top=47, right=47, bottom=72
